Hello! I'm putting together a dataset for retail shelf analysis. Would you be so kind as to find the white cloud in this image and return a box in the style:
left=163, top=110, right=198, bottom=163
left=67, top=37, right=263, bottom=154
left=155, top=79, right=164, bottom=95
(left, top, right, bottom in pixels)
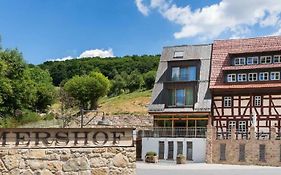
left=79, top=48, right=114, bottom=58
left=49, top=48, right=114, bottom=62
left=49, top=56, right=74, bottom=62
left=135, top=0, right=149, bottom=16
left=135, top=0, right=281, bottom=39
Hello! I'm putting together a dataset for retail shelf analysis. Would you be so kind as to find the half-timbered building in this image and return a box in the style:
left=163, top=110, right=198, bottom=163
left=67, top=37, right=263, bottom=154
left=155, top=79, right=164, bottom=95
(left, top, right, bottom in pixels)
left=210, top=36, right=281, bottom=139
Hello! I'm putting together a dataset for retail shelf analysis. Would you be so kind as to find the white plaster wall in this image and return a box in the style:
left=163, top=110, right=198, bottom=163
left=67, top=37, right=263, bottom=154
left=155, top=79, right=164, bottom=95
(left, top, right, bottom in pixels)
left=142, top=138, right=206, bottom=163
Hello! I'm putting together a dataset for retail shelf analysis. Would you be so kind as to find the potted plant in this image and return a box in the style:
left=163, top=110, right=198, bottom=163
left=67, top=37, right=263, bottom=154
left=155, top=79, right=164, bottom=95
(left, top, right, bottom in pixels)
left=145, top=151, right=158, bottom=163
left=176, top=154, right=186, bottom=164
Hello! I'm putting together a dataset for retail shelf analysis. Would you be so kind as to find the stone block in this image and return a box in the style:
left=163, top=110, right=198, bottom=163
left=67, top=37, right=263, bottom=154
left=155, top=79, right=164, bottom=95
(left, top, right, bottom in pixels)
left=112, top=153, right=129, bottom=168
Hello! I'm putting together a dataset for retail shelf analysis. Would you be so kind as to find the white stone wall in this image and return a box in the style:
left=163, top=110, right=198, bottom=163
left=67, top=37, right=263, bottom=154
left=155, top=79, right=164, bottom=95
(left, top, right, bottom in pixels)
left=0, top=147, right=136, bottom=175
left=142, top=138, right=206, bottom=163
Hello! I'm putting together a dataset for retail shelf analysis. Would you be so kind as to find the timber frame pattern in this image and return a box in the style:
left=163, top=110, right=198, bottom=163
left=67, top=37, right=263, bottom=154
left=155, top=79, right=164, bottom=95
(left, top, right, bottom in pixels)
left=210, top=36, right=281, bottom=139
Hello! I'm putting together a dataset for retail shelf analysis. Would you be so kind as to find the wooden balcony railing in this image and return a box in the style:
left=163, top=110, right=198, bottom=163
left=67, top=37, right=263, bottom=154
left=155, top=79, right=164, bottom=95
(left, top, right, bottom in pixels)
left=140, top=127, right=207, bottom=138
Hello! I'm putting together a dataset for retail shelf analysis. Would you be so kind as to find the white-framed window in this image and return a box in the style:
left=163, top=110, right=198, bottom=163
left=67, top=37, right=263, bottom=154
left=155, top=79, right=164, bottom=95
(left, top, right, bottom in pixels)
left=238, top=121, right=247, bottom=133
left=273, top=55, right=281, bottom=63
left=228, top=121, right=236, bottom=129
left=227, top=74, right=236, bottom=82
left=237, top=74, right=247, bottom=82
left=224, top=96, right=232, bottom=107
left=247, top=56, right=259, bottom=65
left=254, top=96, right=261, bottom=106
left=259, top=72, right=269, bottom=81
left=260, top=56, right=272, bottom=64
left=234, top=57, right=246, bottom=65
left=270, top=72, right=280, bottom=80
left=248, top=73, right=258, bottom=81
left=174, top=51, right=184, bottom=58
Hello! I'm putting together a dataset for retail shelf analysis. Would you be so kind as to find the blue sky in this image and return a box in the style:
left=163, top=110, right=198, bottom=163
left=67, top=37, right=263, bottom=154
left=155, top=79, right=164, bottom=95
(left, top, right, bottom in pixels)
left=0, top=0, right=281, bottom=64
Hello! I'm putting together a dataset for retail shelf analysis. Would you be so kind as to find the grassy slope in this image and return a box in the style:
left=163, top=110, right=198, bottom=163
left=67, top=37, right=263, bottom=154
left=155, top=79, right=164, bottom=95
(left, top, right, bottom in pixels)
left=98, top=90, right=152, bottom=115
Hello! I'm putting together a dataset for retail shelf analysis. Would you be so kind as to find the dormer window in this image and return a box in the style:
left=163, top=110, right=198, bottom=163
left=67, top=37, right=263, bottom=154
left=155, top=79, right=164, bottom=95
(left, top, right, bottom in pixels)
left=174, top=51, right=184, bottom=58
left=227, top=74, right=236, bottom=82
left=270, top=72, right=280, bottom=80
left=260, top=56, right=272, bottom=64
left=171, top=66, right=197, bottom=81
left=237, top=74, right=247, bottom=82
left=259, top=72, right=269, bottom=81
left=234, top=57, right=246, bottom=65
left=273, top=55, right=281, bottom=63
left=247, top=57, right=258, bottom=65
left=248, top=73, right=258, bottom=81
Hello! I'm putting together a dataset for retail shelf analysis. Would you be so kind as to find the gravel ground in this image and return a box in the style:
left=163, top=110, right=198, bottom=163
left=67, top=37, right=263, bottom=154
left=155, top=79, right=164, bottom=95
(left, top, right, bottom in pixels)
left=136, top=161, right=281, bottom=175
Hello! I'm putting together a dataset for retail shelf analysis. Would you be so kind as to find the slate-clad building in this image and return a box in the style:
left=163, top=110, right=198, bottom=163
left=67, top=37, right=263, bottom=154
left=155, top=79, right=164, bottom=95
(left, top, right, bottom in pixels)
left=141, top=44, right=212, bottom=162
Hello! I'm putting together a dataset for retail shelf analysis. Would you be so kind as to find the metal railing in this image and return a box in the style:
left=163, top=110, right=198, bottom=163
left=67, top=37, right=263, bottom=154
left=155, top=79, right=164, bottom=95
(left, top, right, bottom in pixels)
left=140, top=127, right=207, bottom=138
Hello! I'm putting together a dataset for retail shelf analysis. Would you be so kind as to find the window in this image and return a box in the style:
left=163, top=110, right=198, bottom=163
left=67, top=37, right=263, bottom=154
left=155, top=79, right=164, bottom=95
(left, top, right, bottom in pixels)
left=174, top=51, right=184, bottom=58
left=260, top=56, right=272, bottom=64
left=248, top=73, right=258, bottom=81
left=224, top=97, right=232, bottom=107
left=158, top=141, right=165, bottom=159
left=167, top=141, right=174, bottom=160
left=237, top=74, right=247, bottom=82
left=176, top=89, right=185, bottom=106
left=180, top=67, right=188, bottom=80
left=168, top=88, right=194, bottom=107
left=177, top=142, right=183, bottom=155
left=259, top=72, right=269, bottom=81
left=270, top=72, right=280, bottom=80
left=259, top=144, right=266, bottom=162
left=239, top=144, right=246, bottom=162
left=273, top=55, right=281, bottom=63
left=228, top=121, right=236, bottom=129
left=172, top=66, right=196, bottom=81
left=227, top=74, right=236, bottom=82
left=220, top=144, right=226, bottom=161
left=247, top=56, right=258, bottom=65
left=172, top=67, right=180, bottom=80
left=254, top=96, right=262, bottom=106
left=186, top=142, right=193, bottom=160
left=187, top=66, right=197, bottom=81
left=234, top=57, right=246, bottom=65
left=238, top=121, right=247, bottom=133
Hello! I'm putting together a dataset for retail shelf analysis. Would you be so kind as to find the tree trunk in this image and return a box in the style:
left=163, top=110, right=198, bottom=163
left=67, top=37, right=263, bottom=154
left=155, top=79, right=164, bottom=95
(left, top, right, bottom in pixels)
left=90, top=99, right=98, bottom=110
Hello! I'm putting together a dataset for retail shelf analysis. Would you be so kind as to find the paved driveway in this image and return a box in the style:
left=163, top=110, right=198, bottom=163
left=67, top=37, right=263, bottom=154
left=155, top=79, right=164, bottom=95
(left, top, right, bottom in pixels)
left=136, top=161, right=281, bottom=175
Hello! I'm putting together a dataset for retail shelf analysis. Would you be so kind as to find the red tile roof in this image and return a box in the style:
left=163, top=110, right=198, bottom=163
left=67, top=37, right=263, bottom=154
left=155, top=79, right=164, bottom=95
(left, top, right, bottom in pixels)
left=210, top=36, right=281, bottom=90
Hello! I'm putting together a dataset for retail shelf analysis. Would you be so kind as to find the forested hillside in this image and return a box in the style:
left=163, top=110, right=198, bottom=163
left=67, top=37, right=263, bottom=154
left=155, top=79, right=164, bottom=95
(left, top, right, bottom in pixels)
left=39, top=55, right=160, bottom=86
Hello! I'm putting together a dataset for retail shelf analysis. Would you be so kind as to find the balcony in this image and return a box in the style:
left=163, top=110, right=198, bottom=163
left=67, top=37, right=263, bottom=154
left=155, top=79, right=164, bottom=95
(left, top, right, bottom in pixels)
left=140, top=127, right=207, bottom=138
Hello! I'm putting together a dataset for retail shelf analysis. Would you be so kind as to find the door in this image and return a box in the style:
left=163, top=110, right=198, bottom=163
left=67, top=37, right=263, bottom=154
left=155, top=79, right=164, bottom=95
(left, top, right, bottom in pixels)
left=158, top=141, right=165, bottom=159
left=167, top=141, right=174, bottom=160
left=186, top=141, right=193, bottom=160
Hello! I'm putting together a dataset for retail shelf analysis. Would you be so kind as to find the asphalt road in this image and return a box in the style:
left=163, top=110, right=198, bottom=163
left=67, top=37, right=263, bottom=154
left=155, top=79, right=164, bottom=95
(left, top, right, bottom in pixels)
left=136, top=161, right=281, bottom=175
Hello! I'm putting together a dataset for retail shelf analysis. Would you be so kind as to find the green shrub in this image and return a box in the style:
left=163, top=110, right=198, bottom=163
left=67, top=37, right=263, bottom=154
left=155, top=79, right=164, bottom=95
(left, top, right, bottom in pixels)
left=16, top=110, right=41, bottom=125
left=42, top=113, right=55, bottom=121
left=146, top=151, right=157, bottom=157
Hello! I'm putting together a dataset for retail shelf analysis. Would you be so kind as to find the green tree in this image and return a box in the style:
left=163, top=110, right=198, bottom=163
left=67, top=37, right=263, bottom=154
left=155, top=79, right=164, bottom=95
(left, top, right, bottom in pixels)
left=109, top=74, right=127, bottom=96
left=143, top=70, right=156, bottom=89
left=25, top=67, right=56, bottom=112
left=64, top=72, right=110, bottom=110
left=127, top=70, right=144, bottom=92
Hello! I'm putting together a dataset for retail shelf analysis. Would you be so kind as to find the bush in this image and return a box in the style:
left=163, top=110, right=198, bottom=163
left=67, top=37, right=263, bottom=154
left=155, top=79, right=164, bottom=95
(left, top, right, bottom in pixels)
left=42, top=113, right=55, bottom=121
left=145, top=151, right=157, bottom=157
left=143, top=70, right=156, bottom=89
left=16, top=110, right=41, bottom=125
left=127, top=70, right=144, bottom=92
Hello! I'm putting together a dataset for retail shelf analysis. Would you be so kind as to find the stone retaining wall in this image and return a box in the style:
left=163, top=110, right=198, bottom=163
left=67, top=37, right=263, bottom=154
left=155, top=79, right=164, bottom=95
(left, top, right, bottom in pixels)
left=0, top=147, right=136, bottom=175
left=206, top=125, right=281, bottom=166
